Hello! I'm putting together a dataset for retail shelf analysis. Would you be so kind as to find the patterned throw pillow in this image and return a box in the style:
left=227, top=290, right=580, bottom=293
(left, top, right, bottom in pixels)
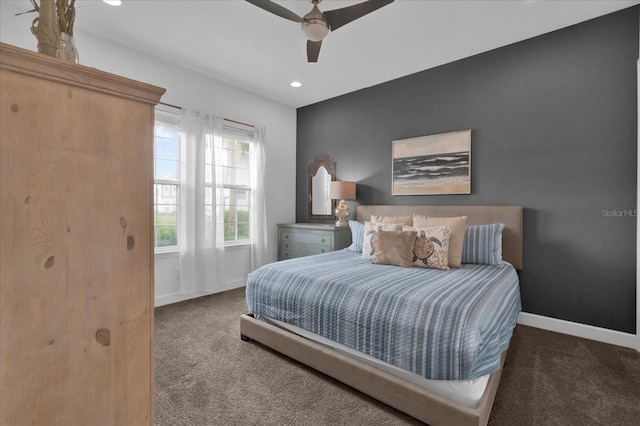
left=404, top=225, right=451, bottom=271
left=372, top=230, right=417, bottom=267
left=413, top=215, right=467, bottom=268
left=346, top=220, right=365, bottom=253
left=361, top=221, right=404, bottom=259
left=461, top=223, right=504, bottom=265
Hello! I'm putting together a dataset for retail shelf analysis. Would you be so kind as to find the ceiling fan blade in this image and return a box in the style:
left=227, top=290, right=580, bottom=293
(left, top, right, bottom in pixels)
left=245, top=0, right=302, bottom=23
left=324, top=0, right=394, bottom=31
left=307, top=40, right=322, bottom=63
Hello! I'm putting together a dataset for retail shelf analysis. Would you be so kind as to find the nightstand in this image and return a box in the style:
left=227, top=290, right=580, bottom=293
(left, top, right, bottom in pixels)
left=277, top=223, right=352, bottom=261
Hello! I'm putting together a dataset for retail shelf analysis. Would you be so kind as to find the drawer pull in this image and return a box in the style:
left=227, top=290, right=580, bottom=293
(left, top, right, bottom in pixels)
left=285, top=235, right=289, bottom=239
left=321, top=249, right=325, bottom=253
left=321, top=238, right=326, bottom=243
left=285, top=243, right=288, bottom=248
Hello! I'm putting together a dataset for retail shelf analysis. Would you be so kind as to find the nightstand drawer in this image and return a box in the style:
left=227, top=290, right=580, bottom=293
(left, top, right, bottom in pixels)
left=277, top=223, right=351, bottom=261
left=280, top=240, right=331, bottom=254
left=280, top=230, right=333, bottom=247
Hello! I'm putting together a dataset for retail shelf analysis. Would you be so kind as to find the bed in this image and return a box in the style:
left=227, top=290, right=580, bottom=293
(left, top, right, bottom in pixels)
left=240, top=205, right=523, bottom=425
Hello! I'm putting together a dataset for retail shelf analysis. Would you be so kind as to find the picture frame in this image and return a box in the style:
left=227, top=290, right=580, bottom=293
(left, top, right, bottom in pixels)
left=392, top=130, right=471, bottom=195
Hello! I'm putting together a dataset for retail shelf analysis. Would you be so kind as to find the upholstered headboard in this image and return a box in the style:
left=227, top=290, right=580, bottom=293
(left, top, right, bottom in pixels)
left=356, top=205, right=523, bottom=270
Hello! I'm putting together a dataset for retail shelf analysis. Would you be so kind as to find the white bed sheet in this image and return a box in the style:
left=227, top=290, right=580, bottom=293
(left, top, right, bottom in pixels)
left=263, top=316, right=490, bottom=408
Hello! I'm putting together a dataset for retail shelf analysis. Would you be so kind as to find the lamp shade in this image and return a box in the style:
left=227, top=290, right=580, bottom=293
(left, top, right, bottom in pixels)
left=330, top=181, right=356, bottom=200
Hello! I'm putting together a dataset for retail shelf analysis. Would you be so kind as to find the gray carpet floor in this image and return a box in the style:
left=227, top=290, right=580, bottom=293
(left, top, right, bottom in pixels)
left=155, top=287, right=640, bottom=425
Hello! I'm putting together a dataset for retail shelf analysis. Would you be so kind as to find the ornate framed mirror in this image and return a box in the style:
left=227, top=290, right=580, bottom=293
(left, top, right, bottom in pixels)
left=308, top=154, right=336, bottom=220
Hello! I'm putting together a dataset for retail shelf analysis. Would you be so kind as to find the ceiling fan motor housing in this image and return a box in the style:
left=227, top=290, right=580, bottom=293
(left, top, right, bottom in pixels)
left=302, top=6, right=330, bottom=41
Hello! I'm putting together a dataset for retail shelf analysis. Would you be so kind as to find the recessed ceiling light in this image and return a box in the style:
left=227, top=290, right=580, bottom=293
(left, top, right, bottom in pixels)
left=290, top=81, right=303, bottom=88
left=103, top=0, right=122, bottom=6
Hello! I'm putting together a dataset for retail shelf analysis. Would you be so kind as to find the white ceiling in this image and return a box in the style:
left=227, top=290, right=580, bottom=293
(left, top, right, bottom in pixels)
left=4, top=0, right=639, bottom=108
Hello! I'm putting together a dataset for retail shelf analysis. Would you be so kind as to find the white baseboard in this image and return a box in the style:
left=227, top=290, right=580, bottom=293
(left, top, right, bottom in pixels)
left=216, top=278, right=247, bottom=293
left=154, top=279, right=246, bottom=308
left=517, top=312, right=637, bottom=350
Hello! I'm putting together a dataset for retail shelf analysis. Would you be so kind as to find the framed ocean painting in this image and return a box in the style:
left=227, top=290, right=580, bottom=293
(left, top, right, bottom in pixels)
left=392, top=130, right=471, bottom=195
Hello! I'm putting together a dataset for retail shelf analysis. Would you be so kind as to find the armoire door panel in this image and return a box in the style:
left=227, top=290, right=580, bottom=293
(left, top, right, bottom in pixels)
left=1, top=42, right=164, bottom=426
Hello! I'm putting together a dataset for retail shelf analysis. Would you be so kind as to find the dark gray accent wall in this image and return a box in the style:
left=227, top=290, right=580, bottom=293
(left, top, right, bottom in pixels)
left=296, top=7, right=638, bottom=334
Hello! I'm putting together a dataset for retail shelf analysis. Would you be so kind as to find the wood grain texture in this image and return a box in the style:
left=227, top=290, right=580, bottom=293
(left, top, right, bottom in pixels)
left=0, top=43, right=164, bottom=426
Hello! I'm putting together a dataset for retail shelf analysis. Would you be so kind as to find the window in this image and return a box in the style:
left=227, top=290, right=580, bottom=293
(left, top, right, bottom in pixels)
left=154, top=111, right=254, bottom=252
left=154, top=110, right=180, bottom=252
left=209, top=125, right=252, bottom=245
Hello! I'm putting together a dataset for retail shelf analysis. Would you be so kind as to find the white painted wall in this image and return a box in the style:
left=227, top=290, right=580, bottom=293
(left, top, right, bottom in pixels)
left=0, top=14, right=297, bottom=306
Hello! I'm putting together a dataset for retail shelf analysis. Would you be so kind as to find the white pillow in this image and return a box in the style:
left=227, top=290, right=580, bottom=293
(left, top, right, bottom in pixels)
left=413, top=215, right=467, bottom=268
left=404, top=225, right=452, bottom=271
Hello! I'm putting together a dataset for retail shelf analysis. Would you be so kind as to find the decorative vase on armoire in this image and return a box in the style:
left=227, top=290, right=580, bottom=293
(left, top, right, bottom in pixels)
left=0, top=42, right=165, bottom=425
left=57, top=32, right=79, bottom=63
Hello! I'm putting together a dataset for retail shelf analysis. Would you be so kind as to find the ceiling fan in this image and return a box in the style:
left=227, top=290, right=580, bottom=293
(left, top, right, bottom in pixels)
left=246, top=0, right=394, bottom=63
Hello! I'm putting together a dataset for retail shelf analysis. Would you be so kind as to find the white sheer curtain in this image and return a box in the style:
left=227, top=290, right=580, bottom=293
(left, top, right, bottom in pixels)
left=179, top=109, right=224, bottom=293
left=251, top=126, right=268, bottom=271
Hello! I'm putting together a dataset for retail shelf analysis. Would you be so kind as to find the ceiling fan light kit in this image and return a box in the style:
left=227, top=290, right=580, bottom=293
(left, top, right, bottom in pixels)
left=302, top=6, right=330, bottom=42
left=246, top=0, right=394, bottom=62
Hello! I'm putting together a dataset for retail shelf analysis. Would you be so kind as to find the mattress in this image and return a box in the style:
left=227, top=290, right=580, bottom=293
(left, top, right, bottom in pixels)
left=246, top=250, right=521, bottom=382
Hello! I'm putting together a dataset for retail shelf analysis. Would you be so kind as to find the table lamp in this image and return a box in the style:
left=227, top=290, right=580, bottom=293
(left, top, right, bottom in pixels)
left=330, top=181, right=356, bottom=227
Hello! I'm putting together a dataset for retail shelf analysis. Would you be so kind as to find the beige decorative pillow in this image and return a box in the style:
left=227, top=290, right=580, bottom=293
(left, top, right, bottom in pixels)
left=361, top=221, right=404, bottom=259
left=372, top=230, right=417, bottom=267
left=371, top=215, right=413, bottom=226
left=412, top=215, right=467, bottom=268
left=403, top=225, right=451, bottom=271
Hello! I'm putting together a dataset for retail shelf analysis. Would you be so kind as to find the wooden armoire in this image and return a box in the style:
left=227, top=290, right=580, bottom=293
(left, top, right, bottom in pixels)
left=0, top=43, right=165, bottom=425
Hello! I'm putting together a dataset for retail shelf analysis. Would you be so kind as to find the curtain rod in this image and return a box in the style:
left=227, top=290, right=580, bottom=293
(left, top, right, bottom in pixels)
left=158, top=101, right=255, bottom=128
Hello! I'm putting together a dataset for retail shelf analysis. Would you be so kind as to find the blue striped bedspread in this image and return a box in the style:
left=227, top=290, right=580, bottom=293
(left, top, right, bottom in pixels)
left=246, top=250, right=521, bottom=381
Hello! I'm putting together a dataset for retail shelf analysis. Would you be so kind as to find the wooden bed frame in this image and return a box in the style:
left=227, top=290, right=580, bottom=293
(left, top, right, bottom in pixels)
left=240, top=205, right=523, bottom=426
